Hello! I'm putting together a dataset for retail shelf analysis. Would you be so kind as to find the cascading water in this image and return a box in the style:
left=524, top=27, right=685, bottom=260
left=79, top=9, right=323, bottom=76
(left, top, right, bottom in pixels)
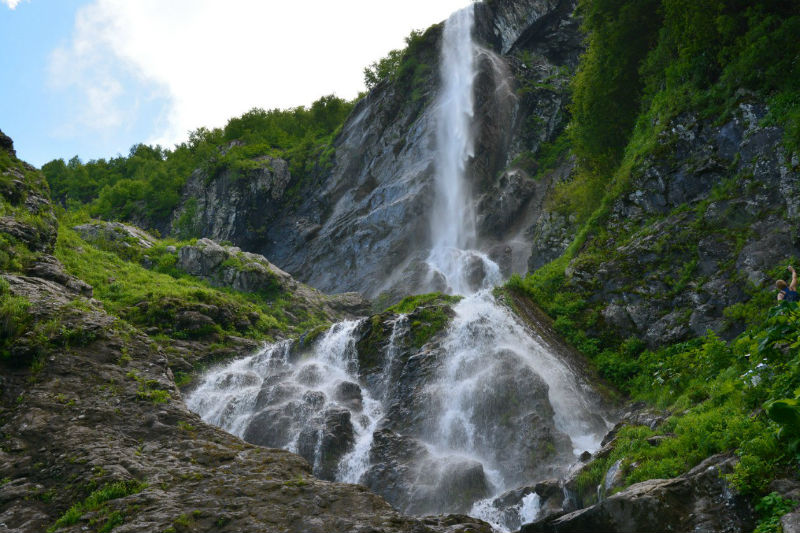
left=187, top=5, right=612, bottom=532
left=425, top=5, right=502, bottom=296
left=187, top=320, right=386, bottom=481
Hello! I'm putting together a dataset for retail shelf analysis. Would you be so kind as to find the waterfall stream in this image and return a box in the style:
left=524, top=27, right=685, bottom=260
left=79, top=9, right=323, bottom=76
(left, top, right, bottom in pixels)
left=187, top=5, right=611, bottom=531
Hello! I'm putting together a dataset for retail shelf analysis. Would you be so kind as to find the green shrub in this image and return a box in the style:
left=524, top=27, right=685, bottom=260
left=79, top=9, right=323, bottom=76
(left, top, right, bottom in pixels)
left=753, top=492, right=798, bottom=533
left=765, top=388, right=800, bottom=461
left=386, top=292, right=461, bottom=314
left=0, top=285, right=32, bottom=363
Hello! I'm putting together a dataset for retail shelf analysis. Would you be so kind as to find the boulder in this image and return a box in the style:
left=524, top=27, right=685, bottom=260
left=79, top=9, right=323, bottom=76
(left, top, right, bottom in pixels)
left=483, top=480, right=566, bottom=530
left=176, top=238, right=369, bottom=320
left=362, top=429, right=491, bottom=515
left=333, top=380, right=363, bottom=412
left=466, top=350, right=574, bottom=485
left=25, top=254, right=93, bottom=297
left=73, top=221, right=157, bottom=249
left=523, top=454, right=754, bottom=533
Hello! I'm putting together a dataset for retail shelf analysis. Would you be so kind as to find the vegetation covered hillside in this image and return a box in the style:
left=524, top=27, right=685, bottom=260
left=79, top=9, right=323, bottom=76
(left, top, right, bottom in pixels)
left=8, top=0, right=800, bottom=530
left=40, top=95, right=353, bottom=231
left=513, top=0, right=800, bottom=529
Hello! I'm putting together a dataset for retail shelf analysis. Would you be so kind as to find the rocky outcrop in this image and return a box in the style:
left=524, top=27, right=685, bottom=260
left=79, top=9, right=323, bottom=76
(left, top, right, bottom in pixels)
left=71, top=220, right=370, bottom=320
left=23, top=254, right=92, bottom=297
left=168, top=155, right=291, bottom=242
left=482, top=480, right=566, bottom=530
left=176, top=238, right=369, bottom=318
left=522, top=454, right=754, bottom=533
left=362, top=428, right=492, bottom=515
left=349, top=300, right=590, bottom=513
left=73, top=220, right=157, bottom=249
left=0, top=139, right=58, bottom=256
left=474, top=0, right=581, bottom=57
left=566, top=102, right=800, bottom=347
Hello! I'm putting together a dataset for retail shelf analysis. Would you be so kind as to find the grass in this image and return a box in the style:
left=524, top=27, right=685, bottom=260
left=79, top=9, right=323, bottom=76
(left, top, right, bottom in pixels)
left=48, top=479, right=147, bottom=532
left=518, top=258, right=800, bottom=499
left=54, top=215, right=325, bottom=342
left=0, top=278, right=32, bottom=362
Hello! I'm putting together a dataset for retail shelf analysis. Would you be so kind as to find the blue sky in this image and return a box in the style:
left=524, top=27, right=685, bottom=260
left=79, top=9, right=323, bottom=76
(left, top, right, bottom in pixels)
left=0, top=0, right=470, bottom=168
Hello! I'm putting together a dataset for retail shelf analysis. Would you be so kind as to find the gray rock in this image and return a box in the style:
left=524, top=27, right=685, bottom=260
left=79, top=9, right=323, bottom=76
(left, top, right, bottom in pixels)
left=486, top=480, right=567, bottom=530
left=333, top=380, right=363, bottom=412
left=362, top=429, right=492, bottom=515
left=154, top=0, right=582, bottom=300
left=169, top=156, right=291, bottom=242
left=1, top=275, right=489, bottom=533
left=176, top=238, right=369, bottom=320
left=25, top=254, right=93, bottom=297
left=560, top=102, right=800, bottom=348
left=523, top=454, right=754, bottom=533
left=783, top=511, right=800, bottom=533
left=73, top=220, right=157, bottom=249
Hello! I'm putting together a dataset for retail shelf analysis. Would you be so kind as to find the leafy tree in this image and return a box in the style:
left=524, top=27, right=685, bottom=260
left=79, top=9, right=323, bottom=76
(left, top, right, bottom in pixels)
left=364, top=48, right=404, bottom=89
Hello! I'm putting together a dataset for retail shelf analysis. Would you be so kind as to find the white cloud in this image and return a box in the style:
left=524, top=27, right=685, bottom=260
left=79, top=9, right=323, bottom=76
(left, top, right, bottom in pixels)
left=49, top=0, right=471, bottom=148
left=2, top=0, right=26, bottom=9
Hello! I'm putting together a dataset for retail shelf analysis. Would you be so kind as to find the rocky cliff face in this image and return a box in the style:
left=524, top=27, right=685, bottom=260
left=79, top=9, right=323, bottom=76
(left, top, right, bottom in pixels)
left=168, top=0, right=582, bottom=299
left=565, top=102, right=800, bottom=347
left=169, top=154, right=291, bottom=245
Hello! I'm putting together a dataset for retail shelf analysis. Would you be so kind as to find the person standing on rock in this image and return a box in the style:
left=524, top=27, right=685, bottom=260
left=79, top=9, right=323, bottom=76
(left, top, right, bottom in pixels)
left=777, top=265, right=799, bottom=302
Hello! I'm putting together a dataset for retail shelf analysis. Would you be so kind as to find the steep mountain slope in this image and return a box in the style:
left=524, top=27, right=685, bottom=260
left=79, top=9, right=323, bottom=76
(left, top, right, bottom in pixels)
left=42, top=0, right=582, bottom=301
left=0, top=133, right=492, bottom=533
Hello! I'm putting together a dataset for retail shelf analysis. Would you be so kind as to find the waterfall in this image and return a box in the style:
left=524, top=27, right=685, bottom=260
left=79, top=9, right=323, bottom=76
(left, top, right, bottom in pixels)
left=426, top=5, right=502, bottom=296
left=187, top=5, right=612, bottom=531
left=187, top=320, right=386, bottom=482
left=430, top=5, right=476, bottom=253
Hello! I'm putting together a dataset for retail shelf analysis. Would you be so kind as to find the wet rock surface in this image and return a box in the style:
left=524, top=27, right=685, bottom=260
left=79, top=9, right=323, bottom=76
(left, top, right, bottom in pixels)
left=362, top=429, right=493, bottom=516
left=0, top=273, right=491, bottom=533
left=0, top=138, right=492, bottom=533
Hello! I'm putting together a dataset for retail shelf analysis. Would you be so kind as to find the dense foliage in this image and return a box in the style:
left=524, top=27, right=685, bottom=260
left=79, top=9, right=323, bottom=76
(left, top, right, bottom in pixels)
left=559, top=0, right=800, bottom=220
left=512, top=266, right=800, bottom=497
left=53, top=211, right=326, bottom=344
left=41, top=95, right=354, bottom=231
